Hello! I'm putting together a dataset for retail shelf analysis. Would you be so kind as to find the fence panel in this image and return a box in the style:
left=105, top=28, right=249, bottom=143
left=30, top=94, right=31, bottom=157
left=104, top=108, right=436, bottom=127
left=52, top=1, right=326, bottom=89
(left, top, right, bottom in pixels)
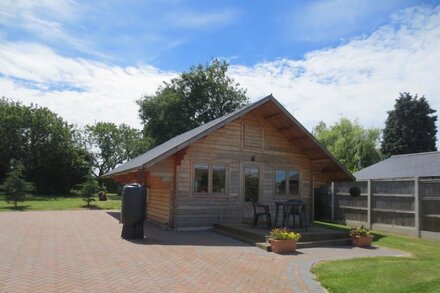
left=420, top=180, right=440, bottom=232
left=371, top=180, right=415, bottom=228
left=325, top=178, right=440, bottom=239
left=333, top=181, right=368, bottom=224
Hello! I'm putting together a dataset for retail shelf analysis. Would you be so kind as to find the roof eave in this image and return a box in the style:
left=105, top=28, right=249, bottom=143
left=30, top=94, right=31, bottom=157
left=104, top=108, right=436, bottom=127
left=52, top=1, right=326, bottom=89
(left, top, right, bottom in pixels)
left=102, top=95, right=273, bottom=178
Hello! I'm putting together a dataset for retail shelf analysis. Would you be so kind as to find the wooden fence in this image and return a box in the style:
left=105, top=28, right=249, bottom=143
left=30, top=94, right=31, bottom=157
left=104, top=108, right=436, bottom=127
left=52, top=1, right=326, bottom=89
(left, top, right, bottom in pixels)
left=314, top=178, right=440, bottom=240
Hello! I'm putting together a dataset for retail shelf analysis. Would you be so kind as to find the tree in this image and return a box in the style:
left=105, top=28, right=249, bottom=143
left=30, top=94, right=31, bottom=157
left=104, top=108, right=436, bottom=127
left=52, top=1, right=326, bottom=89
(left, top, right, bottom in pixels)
left=84, top=122, right=151, bottom=177
left=0, top=163, right=34, bottom=208
left=76, top=176, right=100, bottom=208
left=381, top=92, right=437, bottom=157
left=313, top=119, right=382, bottom=172
left=0, top=99, right=90, bottom=194
left=138, top=59, right=249, bottom=145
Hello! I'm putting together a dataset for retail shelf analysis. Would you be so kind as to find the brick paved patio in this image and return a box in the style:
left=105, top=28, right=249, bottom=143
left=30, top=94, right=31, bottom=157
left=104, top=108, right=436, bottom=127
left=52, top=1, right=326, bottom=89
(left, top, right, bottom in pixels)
left=0, top=211, right=406, bottom=292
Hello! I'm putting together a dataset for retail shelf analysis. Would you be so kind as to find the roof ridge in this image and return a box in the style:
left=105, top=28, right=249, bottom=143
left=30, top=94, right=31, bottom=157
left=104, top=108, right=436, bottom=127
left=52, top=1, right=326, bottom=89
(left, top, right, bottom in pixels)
left=390, top=151, right=440, bottom=158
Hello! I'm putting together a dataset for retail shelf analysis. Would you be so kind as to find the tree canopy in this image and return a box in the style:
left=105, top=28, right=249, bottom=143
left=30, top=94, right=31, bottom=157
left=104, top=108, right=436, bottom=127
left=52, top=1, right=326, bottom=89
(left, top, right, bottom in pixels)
left=0, top=99, right=90, bottom=194
left=138, top=59, right=249, bottom=145
left=83, top=122, right=151, bottom=177
left=314, top=118, right=382, bottom=172
left=381, top=92, right=437, bottom=157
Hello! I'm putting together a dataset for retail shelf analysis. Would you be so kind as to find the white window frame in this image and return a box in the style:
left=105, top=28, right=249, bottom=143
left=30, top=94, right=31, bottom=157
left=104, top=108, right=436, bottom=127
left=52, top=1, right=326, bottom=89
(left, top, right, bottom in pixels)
left=192, top=161, right=229, bottom=195
left=274, top=167, right=301, bottom=196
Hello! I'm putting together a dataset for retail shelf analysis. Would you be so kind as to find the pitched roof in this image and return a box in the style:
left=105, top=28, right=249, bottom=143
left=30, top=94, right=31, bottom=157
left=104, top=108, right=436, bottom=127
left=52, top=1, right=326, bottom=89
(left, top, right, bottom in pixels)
left=103, top=95, right=353, bottom=181
left=354, top=151, right=440, bottom=180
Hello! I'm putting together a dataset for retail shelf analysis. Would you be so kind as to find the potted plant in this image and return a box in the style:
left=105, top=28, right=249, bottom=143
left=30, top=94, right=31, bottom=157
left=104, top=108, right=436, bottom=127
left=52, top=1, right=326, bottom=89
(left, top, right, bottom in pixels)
left=269, top=228, right=301, bottom=253
left=350, top=225, right=374, bottom=247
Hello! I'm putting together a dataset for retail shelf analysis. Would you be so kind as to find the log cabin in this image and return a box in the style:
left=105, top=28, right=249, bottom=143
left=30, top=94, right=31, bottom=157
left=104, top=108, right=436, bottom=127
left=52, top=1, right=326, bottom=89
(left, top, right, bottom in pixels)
left=102, top=95, right=354, bottom=229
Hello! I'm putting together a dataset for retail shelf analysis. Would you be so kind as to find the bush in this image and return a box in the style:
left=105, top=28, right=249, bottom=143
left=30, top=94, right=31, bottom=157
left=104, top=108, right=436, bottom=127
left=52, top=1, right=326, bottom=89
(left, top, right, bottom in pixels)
left=0, top=164, right=34, bottom=208
left=76, top=176, right=100, bottom=207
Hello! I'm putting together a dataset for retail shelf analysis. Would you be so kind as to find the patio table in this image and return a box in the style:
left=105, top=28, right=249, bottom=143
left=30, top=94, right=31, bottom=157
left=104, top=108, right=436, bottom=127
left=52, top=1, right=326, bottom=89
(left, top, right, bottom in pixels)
left=274, top=200, right=308, bottom=231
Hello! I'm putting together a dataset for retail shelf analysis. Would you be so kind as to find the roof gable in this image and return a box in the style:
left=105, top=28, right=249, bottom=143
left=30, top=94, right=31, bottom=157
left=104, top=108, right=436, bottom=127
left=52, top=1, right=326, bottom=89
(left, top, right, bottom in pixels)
left=103, top=95, right=353, bottom=181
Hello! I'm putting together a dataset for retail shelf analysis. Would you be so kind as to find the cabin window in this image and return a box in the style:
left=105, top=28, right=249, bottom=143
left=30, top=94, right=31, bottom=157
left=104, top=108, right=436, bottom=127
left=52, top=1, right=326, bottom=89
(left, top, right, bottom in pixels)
left=275, top=169, right=287, bottom=195
left=274, top=168, right=300, bottom=195
left=212, top=165, right=226, bottom=193
left=193, top=162, right=227, bottom=194
left=288, top=170, right=300, bottom=195
left=194, top=163, right=209, bottom=193
left=244, top=167, right=260, bottom=202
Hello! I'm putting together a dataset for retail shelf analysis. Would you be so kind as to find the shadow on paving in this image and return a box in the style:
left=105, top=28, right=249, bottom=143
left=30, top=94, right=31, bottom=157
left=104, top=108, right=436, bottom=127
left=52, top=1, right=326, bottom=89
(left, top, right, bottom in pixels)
left=106, top=211, right=250, bottom=247
left=315, top=220, right=388, bottom=242
left=0, top=205, right=30, bottom=211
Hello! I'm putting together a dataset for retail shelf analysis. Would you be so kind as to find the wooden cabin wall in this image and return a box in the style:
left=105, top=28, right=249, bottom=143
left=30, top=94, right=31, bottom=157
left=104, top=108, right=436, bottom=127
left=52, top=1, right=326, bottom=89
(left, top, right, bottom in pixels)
left=174, top=109, right=314, bottom=228
left=144, top=156, right=175, bottom=225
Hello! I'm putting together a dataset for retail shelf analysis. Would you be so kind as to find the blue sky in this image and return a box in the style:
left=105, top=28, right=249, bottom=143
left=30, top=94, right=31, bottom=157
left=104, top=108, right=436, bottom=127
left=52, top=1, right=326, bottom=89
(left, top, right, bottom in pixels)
left=1, top=0, right=440, bottom=131
left=2, top=0, right=437, bottom=69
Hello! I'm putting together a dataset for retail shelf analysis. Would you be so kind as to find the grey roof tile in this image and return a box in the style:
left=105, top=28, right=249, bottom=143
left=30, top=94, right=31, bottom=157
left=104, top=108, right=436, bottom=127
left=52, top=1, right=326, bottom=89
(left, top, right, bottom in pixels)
left=354, top=151, right=440, bottom=180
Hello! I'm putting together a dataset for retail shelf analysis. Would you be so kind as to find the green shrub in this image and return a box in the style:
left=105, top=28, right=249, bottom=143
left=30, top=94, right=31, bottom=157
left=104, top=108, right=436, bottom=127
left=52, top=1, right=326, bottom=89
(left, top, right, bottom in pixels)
left=0, top=164, right=34, bottom=208
left=75, top=176, right=100, bottom=207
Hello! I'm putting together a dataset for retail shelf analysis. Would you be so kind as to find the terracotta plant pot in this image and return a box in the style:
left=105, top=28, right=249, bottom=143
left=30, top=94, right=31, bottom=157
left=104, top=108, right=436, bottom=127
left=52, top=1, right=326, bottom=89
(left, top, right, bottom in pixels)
left=351, top=235, right=374, bottom=247
left=270, top=239, right=297, bottom=253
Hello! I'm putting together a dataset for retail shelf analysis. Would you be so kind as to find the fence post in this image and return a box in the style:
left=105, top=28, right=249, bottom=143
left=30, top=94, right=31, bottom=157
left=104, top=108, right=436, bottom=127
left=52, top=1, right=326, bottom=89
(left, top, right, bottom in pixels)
left=414, top=177, right=420, bottom=238
left=367, top=179, right=372, bottom=229
left=331, top=182, right=335, bottom=221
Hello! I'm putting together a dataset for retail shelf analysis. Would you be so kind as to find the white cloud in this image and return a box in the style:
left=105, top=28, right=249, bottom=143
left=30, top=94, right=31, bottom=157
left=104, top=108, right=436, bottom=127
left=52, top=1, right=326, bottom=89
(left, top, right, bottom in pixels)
left=0, top=43, right=176, bottom=127
left=285, top=0, right=417, bottom=42
left=0, top=5, right=439, bottom=135
left=0, top=0, right=106, bottom=58
left=230, top=5, right=440, bottom=130
left=167, top=9, right=238, bottom=29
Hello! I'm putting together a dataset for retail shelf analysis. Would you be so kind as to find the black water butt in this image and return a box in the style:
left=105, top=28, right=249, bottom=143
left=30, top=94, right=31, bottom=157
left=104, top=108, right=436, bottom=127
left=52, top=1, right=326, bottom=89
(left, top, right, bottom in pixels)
left=120, top=183, right=146, bottom=239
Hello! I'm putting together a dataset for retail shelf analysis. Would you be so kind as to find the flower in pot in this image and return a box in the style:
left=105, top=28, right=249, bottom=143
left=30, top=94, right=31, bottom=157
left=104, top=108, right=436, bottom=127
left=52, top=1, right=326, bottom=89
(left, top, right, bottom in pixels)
left=350, top=225, right=374, bottom=247
left=269, top=228, right=301, bottom=253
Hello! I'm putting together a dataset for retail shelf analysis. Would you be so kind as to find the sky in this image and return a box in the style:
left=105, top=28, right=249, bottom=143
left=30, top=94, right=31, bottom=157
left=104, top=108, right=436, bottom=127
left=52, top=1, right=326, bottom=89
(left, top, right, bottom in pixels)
left=1, top=0, right=440, bottom=134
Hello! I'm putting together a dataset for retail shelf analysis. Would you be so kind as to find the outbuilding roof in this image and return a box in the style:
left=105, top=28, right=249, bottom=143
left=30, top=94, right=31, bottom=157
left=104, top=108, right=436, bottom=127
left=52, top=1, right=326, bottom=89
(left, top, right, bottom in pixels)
left=354, top=151, right=440, bottom=180
left=103, top=95, right=354, bottom=181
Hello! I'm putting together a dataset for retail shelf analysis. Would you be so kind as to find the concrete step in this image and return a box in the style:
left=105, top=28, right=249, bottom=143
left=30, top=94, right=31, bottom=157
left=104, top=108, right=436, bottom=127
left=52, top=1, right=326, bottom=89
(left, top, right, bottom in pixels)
left=214, top=226, right=263, bottom=244
left=297, top=238, right=352, bottom=249
left=213, top=223, right=353, bottom=252
left=214, top=223, right=348, bottom=242
left=213, top=224, right=266, bottom=242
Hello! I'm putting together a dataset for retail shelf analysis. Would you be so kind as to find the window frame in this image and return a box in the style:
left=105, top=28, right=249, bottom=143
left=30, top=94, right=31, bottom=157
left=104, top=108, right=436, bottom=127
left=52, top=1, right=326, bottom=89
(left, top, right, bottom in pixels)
left=192, top=161, right=229, bottom=196
left=193, top=162, right=209, bottom=193
left=274, top=167, right=301, bottom=196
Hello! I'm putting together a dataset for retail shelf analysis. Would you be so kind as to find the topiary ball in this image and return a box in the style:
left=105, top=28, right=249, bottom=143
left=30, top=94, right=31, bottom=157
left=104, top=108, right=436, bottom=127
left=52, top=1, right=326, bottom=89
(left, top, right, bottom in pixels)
left=349, top=186, right=361, bottom=197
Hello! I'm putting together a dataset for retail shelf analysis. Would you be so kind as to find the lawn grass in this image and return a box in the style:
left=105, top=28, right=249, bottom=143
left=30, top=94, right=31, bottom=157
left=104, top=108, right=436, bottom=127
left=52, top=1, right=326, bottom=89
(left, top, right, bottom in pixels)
left=0, top=193, right=121, bottom=211
left=312, top=221, right=440, bottom=293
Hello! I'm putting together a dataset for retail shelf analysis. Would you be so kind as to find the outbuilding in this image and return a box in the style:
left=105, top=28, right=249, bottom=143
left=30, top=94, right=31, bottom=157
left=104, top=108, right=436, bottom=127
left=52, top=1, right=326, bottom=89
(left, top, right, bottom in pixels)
left=103, top=95, right=353, bottom=229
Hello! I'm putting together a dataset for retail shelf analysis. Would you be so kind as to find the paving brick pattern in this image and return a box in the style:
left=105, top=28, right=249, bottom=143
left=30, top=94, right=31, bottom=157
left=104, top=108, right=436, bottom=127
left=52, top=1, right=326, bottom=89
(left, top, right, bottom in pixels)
left=0, top=211, right=405, bottom=292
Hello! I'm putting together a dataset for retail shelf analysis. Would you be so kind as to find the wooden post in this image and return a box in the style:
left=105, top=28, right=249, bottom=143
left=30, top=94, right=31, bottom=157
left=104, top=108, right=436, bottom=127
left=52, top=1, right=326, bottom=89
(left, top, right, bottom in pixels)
left=367, top=179, right=372, bottom=229
left=331, top=182, right=335, bottom=221
left=414, top=176, right=420, bottom=238
left=311, top=175, right=315, bottom=222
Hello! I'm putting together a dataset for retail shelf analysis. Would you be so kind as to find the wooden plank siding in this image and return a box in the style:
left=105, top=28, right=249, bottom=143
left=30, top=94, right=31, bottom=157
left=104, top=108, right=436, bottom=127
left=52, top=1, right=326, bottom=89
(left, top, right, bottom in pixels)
left=144, top=156, right=175, bottom=225
left=173, top=109, right=315, bottom=228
